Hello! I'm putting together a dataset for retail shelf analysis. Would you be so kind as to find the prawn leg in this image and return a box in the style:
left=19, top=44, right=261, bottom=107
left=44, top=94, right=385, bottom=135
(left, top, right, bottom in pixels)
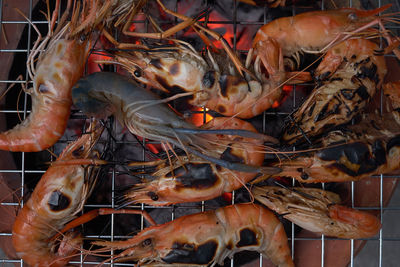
left=113, top=0, right=248, bottom=77
left=55, top=208, right=156, bottom=241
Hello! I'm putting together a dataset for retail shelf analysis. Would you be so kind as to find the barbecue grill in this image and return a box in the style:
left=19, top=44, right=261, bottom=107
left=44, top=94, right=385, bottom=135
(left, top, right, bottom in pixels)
left=0, top=0, right=399, bottom=266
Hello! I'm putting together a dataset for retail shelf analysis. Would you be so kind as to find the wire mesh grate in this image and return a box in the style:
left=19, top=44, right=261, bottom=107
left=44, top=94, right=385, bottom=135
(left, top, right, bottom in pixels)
left=0, top=0, right=399, bottom=266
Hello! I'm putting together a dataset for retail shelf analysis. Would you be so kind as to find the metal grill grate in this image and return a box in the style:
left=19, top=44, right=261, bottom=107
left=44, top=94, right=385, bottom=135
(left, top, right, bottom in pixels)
left=0, top=0, right=399, bottom=266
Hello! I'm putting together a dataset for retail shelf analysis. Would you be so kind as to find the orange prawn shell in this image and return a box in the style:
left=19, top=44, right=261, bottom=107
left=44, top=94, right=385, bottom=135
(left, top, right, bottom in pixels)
left=201, top=117, right=265, bottom=168
left=12, top=166, right=86, bottom=267
left=12, top=125, right=101, bottom=267
left=253, top=186, right=381, bottom=239
left=328, top=204, right=381, bottom=238
left=0, top=38, right=90, bottom=152
left=125, top=117, right=265, bottom=205
left=94, top=204, right=294, bottom=267
left=253, top=6, right=389, bottom=56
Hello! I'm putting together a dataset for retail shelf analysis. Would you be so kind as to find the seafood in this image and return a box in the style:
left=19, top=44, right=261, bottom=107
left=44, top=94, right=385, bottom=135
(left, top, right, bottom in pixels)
left=105, top=38, right=288, bottom=118
left=93, top=203, right=294, bottom=267
left=252, top=4, right=393, bottom=72
left=123, top=117, right=265, bottom=206
left=283, top=39, right=387, bottom=144
left=0, top=0, right=103, bottom=152
left=383, top=81, right=400, bottom=124
left=12, top=122, right=103, bottom=267
left=72, top=71, right=280, bottom=174
left=268, top=102, right=400, bottom=183
left=253, top=186, right=381, bottom=239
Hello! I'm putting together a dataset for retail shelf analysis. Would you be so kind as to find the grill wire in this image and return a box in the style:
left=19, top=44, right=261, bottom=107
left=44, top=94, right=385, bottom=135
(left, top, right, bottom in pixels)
left=0, top=0, right=400, bottom=266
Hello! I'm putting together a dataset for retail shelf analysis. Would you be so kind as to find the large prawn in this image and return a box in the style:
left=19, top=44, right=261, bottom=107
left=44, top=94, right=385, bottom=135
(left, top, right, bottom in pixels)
left=89, top=203, right=294, bottom=267
left=267, top=101, right=400, bottom=183
left=282, top=38, right=387, bottom=144
left=12, top=121, right=103, bottom=267
left=122, top=117, right=266, bottom=206
left=253, top=186, right=381, bottom=239
left=0, top=0, right=129, bottom=152
left=102, top=37, right=289, bottom=119
left=0, top=0, right=97, bottom=152
left=71, top=71, right=280, bottom=174
left=252, top=4, right=396, bottom=73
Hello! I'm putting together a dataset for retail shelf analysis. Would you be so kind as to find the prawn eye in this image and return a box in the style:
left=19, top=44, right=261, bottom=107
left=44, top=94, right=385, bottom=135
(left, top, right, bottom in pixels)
left=142, top=238, right=152, bottom=247
left=134, top=69, right=142, bottom=77
left=79, top=34, right=86, bottom=43
left=38, top=84, right=49, bottom=93
left=147, top=191, right=159, bottom=201
left=348, top=12, right=357, bottom=21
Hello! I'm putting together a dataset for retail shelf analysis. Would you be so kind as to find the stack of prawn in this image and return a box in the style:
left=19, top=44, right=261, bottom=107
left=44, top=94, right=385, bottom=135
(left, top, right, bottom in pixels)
left=4, top=1, right=400, bottom=267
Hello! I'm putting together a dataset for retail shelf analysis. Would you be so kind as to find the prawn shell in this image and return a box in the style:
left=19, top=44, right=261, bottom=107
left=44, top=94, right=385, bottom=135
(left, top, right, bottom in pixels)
left=124, top=117, right=265, bottom=205
left=0, top=39, right=90, bottom=152
left=253, top=186, right=381, bottom=239
left=253, top=5, right=390, bottom=57
left=93, top=203, right=294, bottom=267
left=110, top=41, right=285, bottom=119
left=12, top=124, right=102, bottom=267
left=283, top=39, right=387, bottom=144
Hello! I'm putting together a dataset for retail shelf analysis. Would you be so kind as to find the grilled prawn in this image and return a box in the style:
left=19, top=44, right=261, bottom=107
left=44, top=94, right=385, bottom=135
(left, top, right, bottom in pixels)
left=72, top=71, right=279, bottom=174
left=253, top=186, right=381, bottom=239
left=270, top=105, right=400, bottom=183
left=252, top=4, right=394, bottom=72
left=93, top=203, right=294, bottom=267
left=0, top=0, right=140, bottom=152
left=123, top=117, right=266, bottom=206
left=0, top=0, right=100, bottom=152
left=12, top=122, right=103, bottom=267
left=283, top=39, right=387, bottom=144
left=105, top=38, right=288, bottom=118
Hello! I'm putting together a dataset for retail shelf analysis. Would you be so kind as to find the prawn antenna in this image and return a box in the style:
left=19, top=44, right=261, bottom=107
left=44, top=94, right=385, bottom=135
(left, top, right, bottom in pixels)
left=173, top=128, right=279, bottom=144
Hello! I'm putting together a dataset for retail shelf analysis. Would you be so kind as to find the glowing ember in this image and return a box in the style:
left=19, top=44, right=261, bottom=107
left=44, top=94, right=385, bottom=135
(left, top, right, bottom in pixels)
left=272, top=100, right=280, bottom=108
left=189, top=107, right=214, bottom=127
left=283, top=85, right=293, bottom=92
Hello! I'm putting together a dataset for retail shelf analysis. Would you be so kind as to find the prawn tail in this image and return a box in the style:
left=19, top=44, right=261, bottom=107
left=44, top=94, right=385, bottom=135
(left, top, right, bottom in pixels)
left=0, top=99, right=70, bottom=152
left=269, top=223, right=295, bottom=267
left=51, top=230, right=83, bottom=266
left=328, top=204, right=382, bottom=238
left=14, top=227, right=81, bottom=267
left=252, top=36, right=284, bottom=78
left=256, top=207, right=294, bottom=267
